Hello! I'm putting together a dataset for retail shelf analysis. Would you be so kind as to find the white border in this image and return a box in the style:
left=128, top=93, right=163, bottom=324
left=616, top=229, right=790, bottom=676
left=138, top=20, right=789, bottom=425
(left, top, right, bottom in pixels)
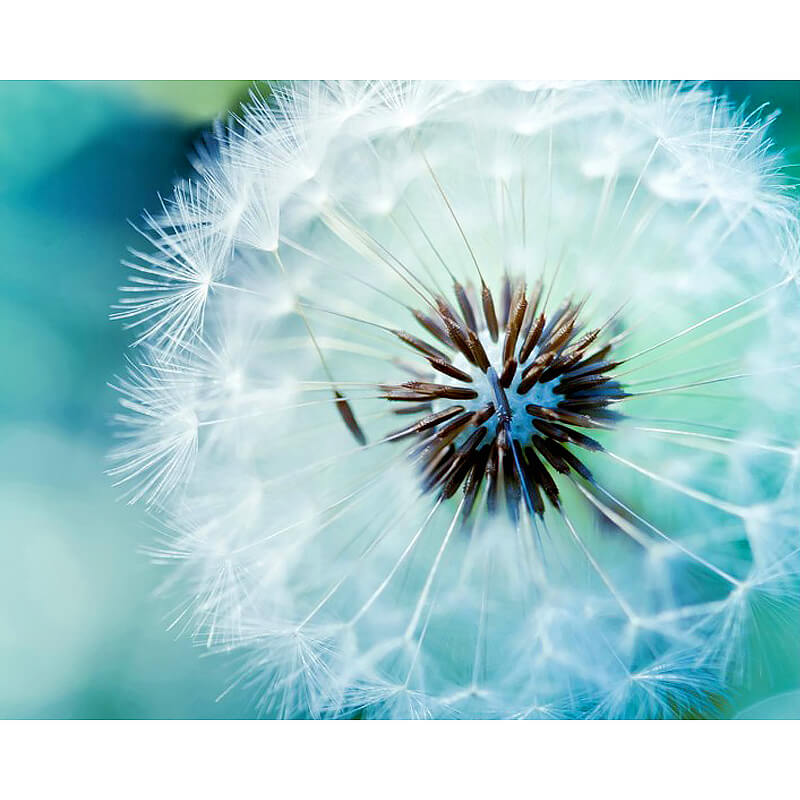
left=2, top=2, right=800, bottom=78
left=1, top=720, right=798, bottom=798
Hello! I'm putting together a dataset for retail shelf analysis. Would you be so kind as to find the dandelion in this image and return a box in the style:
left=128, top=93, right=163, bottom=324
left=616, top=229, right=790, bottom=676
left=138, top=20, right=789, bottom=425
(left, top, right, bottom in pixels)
left=111, top=81, right=800, bottom=718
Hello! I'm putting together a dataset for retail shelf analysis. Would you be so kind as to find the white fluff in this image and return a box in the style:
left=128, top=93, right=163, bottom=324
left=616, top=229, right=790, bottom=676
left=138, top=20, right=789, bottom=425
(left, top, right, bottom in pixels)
left=111, top=81, right=800, bottom=718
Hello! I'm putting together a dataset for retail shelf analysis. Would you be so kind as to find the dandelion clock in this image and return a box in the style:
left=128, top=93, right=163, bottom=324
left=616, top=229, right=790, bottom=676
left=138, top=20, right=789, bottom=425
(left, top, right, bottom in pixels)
left=111, top=81, right=800, bottom=719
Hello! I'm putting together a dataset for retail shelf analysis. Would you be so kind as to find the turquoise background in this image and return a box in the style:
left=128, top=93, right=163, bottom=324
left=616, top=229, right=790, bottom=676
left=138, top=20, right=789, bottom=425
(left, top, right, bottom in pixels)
left=0, top=81, right=797, bottom=719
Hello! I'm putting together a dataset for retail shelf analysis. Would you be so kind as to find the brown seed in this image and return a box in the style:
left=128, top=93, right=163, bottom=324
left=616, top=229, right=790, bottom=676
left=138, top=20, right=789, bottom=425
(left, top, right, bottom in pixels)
left=546, top=317, right=577, bottom=355
left=415, top=428, right=460, bottom=472
left=554, top=374, right=612, bottom=395
left=411, top=309, right=451, bottom=347
left=394, top=330, right=449, bottom=362
left=568, top=327, right=601, bottom=356
left=468, top=330, right=490, bottom=372
left=469, top=403, right=496, bottom=427
left=382, top=390, right=441, bottom=402
left=461, top=445, right=491, bottom=522
left=579, top=344, right=613, bottom=367
left=532, top=435, right=570, bottom=474
left=402, top=381, right=479, bottom=400
left=539, top=348, right=587, bottom=379
left=388, top=405, right=466, bottom=440
left=454, top=281, right=478, bottom=333
left=437, top=300, right=477, bottom=365
left=518, top=313, right=545, bottom=363
left=442, top=427, right=488, bottom=498
left=499, top=358, right=518, bottom=388
left=515, top=439, right=544, bottom=516
left=516, top=353, right=555, bottom=394
left=542, top=300, right=572, bottom=337
left=525, top=404, right=608, bottom=429
left=427, top=357, right=474, bottom=383
left=519, top=294, right=536, bottom=345
left=427, top=410, right=474, bottom=447
left=527, top=278, right=544, bottom=320
left=532, top=419, right=604, bottom=452
left=499, top=274, right=513, bottom=327
left=524, top=446, right=560, bottom=509
left=568, top=359, right=622, bottom=379
left=547, top=439, right=594, bottom=481
left=534, top=434, right=594, bottom=481
left=481, top=281, right=499, bottom=341
left=502, top=284, right=528, bottom=364
left=422, top=444, right=457, bottom=492
left=334, top=392, right=367, bottom=446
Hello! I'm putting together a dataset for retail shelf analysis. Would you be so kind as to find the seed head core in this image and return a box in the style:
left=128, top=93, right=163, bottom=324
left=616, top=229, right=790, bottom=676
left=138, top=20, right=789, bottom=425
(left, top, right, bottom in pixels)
left=381, top=275, right=627, bottom=522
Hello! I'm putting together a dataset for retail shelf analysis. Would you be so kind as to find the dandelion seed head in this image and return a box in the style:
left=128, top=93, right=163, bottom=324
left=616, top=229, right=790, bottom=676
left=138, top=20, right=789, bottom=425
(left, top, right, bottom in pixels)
left=112, top=81, right=800, bottom=718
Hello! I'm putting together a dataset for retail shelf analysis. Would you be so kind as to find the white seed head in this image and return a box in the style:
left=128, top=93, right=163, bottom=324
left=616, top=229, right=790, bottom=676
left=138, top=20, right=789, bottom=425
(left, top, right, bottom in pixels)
left=111, top=81, right=800, bottom=718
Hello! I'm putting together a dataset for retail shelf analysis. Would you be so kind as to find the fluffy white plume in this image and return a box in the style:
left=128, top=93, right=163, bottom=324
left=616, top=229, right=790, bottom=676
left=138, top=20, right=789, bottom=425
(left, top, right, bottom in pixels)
left=112, top=81, right=800, bottom=718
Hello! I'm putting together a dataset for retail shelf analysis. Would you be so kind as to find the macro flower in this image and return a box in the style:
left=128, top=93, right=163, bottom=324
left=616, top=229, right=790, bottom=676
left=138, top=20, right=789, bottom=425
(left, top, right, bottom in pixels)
left=111, top=81, right=800, bottom=718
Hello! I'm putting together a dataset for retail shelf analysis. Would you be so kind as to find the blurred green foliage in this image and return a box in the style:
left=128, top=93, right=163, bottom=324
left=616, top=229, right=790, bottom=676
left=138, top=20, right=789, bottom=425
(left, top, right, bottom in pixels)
left=0, top=81, right=797, bottom=719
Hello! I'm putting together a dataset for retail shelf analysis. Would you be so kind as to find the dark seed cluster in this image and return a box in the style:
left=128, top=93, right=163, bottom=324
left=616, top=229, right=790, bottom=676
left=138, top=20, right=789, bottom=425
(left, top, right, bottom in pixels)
left=382, top=275, right=627, bottom=523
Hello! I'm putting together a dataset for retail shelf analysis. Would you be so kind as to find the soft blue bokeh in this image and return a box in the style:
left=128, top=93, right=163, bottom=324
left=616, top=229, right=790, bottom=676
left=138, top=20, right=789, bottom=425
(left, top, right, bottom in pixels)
left=0, top=81, right=797, bottom=718
left=0, top=81, right=254, bottom=718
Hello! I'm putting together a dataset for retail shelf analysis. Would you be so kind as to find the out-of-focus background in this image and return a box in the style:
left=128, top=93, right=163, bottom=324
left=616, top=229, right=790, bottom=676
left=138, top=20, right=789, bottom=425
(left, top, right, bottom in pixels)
left=0, top=81, right=798, bottom=719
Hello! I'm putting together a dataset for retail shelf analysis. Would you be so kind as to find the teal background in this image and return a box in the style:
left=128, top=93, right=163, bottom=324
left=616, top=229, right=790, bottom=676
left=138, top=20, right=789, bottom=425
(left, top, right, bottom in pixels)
left=0, top=81, right=797, bottom=719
